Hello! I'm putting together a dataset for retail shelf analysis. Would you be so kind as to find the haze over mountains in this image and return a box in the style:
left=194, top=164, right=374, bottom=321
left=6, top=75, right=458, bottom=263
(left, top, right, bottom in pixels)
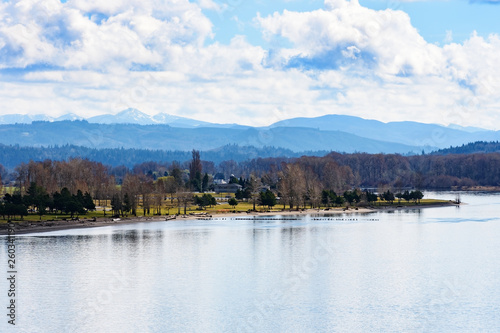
left=1, top=109, right=499, bottom=156
left=0, top=120, right=422, bottom=154
left=269, top=115, right=495, bottom=148
left=0, top=108, right=242, bottom=128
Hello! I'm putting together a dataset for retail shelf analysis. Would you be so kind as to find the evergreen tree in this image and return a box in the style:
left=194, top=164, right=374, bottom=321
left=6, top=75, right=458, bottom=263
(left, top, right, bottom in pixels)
left=259, top=190, right=277, bottom=209
left=25, top=182, right=50, bottom=219
left=123, top=193, right=132, bottom=214
left=382, top=190, right=395, bottom=204
left=228, top=198, right=238, bottom=208
left=202, top=173, right=209, bottom=193
left=235, top=188, right=244, bottom=200
left=83, top=192, right=96, bottom=211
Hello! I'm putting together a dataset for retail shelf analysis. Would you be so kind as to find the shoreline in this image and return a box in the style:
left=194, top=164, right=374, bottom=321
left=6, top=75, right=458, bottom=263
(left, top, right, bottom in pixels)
left=0, top=201, right=458, bottom=236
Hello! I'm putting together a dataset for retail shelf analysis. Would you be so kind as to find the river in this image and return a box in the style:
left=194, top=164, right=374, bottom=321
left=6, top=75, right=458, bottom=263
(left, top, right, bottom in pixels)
left=1, top=191, right=500, bottom=332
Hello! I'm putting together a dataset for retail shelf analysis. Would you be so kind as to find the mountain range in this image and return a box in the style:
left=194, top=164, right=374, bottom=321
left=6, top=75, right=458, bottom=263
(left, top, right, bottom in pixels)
left=0, top=120, right=424, bottom=154
left=0, top=108, right=244, bottom=128
left=0, top=109, right=499, bottom=155
left=269, top=115, right=496, bottom=148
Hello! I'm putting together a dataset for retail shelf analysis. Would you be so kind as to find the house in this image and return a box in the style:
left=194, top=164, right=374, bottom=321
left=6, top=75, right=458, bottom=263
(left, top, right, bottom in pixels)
left=214, top=183, right=242, bottom=194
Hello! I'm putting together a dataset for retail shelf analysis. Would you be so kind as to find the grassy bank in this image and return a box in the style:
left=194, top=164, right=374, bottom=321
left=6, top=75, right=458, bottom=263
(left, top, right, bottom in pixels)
left=0, top=197, right=453, bottom=224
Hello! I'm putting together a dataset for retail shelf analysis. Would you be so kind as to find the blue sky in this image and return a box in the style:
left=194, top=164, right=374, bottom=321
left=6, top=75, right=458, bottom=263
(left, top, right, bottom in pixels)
left=1, top=0, right=500, bottom=129
left=361, top=0, right=500, bottom=44
left=205, top=0, right=500, bottom=46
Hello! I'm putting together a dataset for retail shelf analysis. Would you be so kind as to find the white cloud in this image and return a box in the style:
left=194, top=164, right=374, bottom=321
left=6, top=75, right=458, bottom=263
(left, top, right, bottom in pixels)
left=257, top=0, right=445, bottom=76
left=197, top=0, right=226, bottom=12
left=254, top=0, right=500, bottom=128
left=0, top=0, right=213, bottom=70
left=444, top=33, right=500, bottom=94
left=0, top=0, right=500, bottom=131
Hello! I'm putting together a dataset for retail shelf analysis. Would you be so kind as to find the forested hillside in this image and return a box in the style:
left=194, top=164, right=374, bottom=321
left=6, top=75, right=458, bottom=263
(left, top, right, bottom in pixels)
left=0, top=120, right=428, bottom=153
left=1, top=147, right=498, bottom=220
left=0, top=144, right=327, bottom=170
left=2, top=151, right=499, bottom=190
left=431, top=141, right=500, bottom=155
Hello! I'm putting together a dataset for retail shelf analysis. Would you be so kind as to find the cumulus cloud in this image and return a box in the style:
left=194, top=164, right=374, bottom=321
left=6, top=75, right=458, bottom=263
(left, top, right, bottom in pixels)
left=257, top=0, right=445, bottom=76
left=0, top=0, right=213, bottom=70
left=443, top=33, right=500, bottom=95
left=0, top=0, right=500, bottom=130
left=254, top=0, right=500, bottom=128
left=197, top=0, right=227, bottom=12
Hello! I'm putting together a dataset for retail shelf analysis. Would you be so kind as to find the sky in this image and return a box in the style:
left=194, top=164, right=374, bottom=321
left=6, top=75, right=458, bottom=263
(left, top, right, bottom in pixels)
left=1, top=0, right=500, bottom=129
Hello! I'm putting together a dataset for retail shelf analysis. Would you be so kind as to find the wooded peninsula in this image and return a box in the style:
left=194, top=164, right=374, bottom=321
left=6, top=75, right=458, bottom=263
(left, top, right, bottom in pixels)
left=1, top=148, right=498, bottom=223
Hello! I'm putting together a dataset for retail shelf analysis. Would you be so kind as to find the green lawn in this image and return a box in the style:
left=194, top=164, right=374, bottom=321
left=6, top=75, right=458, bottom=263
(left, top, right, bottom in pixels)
left=372, top=198, right=449, bottom=207
left=0, top=196, right=452, bottom=224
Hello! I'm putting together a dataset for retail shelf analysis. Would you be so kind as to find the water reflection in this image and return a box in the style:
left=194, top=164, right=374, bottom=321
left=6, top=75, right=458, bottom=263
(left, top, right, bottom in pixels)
left=1, top=192, right=500, bottom=332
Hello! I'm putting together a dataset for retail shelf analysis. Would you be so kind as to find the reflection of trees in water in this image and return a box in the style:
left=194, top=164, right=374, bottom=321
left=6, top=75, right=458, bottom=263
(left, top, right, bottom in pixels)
left=111, top=228, right=164, bottom=245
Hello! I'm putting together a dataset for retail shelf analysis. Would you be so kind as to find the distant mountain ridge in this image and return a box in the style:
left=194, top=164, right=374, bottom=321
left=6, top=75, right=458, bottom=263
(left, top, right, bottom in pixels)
left=268, top=115, right=499, bottom=148
left=1, top=110, right=499, bottom=155
left=0, top=120, right=425, bottom=154
left=0, top=108, right=245, bottom=129
left=430, top=141, right=500, bottom=155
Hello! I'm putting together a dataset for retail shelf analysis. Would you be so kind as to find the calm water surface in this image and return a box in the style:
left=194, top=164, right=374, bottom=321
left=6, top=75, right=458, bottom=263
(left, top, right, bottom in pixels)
left=1, top=191, right=500, bottom=332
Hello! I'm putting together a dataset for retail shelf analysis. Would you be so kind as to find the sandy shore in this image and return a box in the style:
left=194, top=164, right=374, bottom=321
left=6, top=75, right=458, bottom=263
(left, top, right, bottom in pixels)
left=0, top=201, right=458, bottom=236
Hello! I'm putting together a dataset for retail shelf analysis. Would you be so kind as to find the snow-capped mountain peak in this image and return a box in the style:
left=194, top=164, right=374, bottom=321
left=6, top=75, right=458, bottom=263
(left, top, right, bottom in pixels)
left=0, top=109, right=216, bottom=128
left=55, top=113, right=84, bottom=121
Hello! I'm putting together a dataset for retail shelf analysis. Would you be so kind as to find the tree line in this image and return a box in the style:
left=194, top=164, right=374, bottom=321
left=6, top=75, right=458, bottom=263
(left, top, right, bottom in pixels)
left=4, top=144, right=499, bottom=190
left=1, top=148, right=499, bottom=219
left=430, top=141, right=500, bottom=156
left=1, top=182, right=95, bottom=220
left=0, top=143, right=324, bottom=170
